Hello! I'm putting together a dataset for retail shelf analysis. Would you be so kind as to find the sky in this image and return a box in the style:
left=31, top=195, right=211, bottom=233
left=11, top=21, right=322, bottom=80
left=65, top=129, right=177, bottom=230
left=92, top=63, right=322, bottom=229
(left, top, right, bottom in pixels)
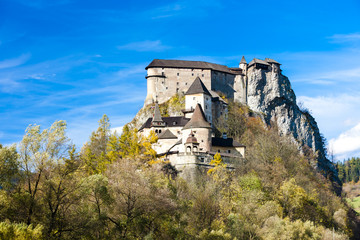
left=0, top=0, right=360, bottom=161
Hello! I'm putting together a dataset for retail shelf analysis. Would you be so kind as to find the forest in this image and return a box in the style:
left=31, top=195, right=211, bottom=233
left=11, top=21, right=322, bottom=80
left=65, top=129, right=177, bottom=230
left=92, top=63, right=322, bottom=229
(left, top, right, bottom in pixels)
left=337, top=158, right=360, bottom=184
left=0, top=101, right=358, bottom=239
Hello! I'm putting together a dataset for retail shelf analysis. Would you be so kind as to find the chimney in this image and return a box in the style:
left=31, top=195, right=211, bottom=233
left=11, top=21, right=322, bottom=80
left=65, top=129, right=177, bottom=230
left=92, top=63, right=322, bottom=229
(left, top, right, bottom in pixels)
left=222, top=133, right=227, bottom=139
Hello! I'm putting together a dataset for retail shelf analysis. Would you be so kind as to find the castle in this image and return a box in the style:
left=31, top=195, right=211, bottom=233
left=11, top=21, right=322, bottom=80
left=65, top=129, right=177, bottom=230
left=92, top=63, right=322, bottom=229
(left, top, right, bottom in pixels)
left=140, top=57, right=282, bottom=176
left=144, top=57, right=281, bottom=106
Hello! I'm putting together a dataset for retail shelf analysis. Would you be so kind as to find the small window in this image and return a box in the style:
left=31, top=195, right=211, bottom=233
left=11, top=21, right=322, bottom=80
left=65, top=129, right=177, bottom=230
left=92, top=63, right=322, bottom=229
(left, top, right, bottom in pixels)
left=177, top=131, right=180, bottom=134
left=193, top=131, right=196, bottom=134
left=201, top=140, right=204, bottom=142
left=228, top=150, right=231, bottom=153
left=205, top=105, right=208, bottom=109
left=159, top=130, right=162, bottom=133
left=193, top=97, right=195, bottom=100
left=192, top=73, right=194, bottom=76
left=176, top=88, right=179, bottom=92
left=173, top=121, right=177, bottom=125
left=162, top=81, right=164, bottom=84
left=177, top=82, right=179, bottom=85
left=202, top=74, right=204, bottom=77
left=177, top=73, right=179, bottom=76
left=155, top=129, right=158, bottom=133
left=166, top=87, right=168, bottom=89
left=217, top=149, right=220, bottom=153
left=185, top=83, right=188, bottom=85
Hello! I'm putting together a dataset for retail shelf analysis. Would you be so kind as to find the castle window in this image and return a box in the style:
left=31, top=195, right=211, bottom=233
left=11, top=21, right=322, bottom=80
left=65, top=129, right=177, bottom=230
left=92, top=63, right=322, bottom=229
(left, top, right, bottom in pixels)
left=228, top=150, right=231, bottom=153
left=177, top=73, right=179, bottom=76
left=176, top=88, right=179, bottom=92
left=192, top=73, right=194, bottom=76
left=166, top=87, right=168, bottom=89
left=202, top=74, right=204, bottom=77
left=193, top=146, right=198, bottom=152
left=193, top=97, right=195, bottom=100
left=177, top=82, right=179, bottom=85
left=217, top=150, right=220, bottom=153
left=201, top=140, right=204, bottom=142
left=155, top=129, right=158, bottom=133
left=193, top=131, right=196, bottom=134
left=159, top=130, right=162, bottom=133
left=205, top=105, right=208, bottom=109
left=187, top=146, right=191, bottom=152
left=173, top=121, right=177, bottom=125
left=185, top=83, right=188, bottom=85
left=200, top=157, right=204, bottom=162
left=162, top=81, right=164, bottom=84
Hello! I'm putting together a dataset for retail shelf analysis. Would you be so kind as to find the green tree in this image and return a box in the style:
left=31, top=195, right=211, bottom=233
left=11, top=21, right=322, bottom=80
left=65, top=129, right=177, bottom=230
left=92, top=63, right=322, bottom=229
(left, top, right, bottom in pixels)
left=17, top=120, right=72, bottom=225
left=82, top=114, right=112, bottom=174
left=0, top=144, right=19, bottom=191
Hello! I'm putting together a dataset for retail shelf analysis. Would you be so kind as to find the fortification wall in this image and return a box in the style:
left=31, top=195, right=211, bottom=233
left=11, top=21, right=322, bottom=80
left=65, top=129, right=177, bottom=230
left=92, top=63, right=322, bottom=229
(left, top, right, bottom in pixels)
left=145, top=67, right=212, bottom=104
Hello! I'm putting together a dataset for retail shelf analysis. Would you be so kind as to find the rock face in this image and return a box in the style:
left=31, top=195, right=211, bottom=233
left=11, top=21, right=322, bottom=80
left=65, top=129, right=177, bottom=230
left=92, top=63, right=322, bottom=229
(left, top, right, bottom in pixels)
left=247, top=68, right=339, bottom=184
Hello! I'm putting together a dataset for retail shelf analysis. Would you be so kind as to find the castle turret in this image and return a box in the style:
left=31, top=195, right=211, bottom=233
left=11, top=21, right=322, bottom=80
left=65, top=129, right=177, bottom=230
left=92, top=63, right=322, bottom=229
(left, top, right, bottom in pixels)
left=239, top=56, right=247, bottom=72
left=182, top=104, right=212, bottom=152
left=184, top=77, right=212, bottom=124
left=151, top=102, right=166, bottom=132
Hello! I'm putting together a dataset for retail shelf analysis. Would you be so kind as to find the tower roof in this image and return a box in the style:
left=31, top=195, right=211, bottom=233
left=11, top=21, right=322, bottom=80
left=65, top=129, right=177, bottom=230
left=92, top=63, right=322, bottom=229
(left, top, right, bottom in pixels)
left=183, top=104, right=211, bottom=130
left=152, top=102, right=163, bottom=122
left=158, top=129, right=177, bottom=139
left=186, top=131, right=198, bottom=144
left=240, top=56, right=247, bottom=64
left=185, top=77, right=211, bottom=96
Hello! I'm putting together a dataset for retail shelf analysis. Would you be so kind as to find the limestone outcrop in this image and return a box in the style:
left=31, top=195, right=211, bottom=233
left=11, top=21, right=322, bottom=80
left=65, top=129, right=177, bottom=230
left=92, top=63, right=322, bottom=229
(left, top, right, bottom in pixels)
left=246, top=68, right=339, bottom=184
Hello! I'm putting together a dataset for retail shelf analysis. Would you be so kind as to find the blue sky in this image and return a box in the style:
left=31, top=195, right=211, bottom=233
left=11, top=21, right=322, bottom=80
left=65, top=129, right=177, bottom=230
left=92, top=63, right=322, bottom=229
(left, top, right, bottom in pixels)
left=1, top=0, right=360, bottom=161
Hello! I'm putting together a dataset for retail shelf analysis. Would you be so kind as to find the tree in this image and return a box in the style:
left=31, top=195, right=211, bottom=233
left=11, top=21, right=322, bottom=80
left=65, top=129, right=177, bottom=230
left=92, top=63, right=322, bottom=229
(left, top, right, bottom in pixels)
left=0, top=144, right=19, bottom=191
left=17, top=120, right=72, bottom=225
left=81, top=114, right=112, bottom=174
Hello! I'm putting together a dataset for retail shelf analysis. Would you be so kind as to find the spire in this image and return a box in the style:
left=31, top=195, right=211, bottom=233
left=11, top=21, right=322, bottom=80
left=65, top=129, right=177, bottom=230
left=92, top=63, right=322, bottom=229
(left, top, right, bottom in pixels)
left=152, top=102, right=163, bottom=123
left=183, top=104, right=211, bottom=130
left=240, top=56, right=247, bottom=64
left=185, top=77, right=211, bottom=96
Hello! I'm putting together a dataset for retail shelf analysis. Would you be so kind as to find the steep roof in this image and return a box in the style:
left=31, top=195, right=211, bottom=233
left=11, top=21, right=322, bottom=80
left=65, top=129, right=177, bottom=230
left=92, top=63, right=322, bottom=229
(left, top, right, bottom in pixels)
left=139, top=116, right=190, bottom=131
left=248, top=58, right=270, bottom=67
left=183, top=104, right=211, bottom=130
left=209, top=90, right=227, bottom=104
left=185, top=77, right=211, bottom=96
left=265, top=58, right=281, bottom=65
left=158, top=129, right=178, bottom=139
left=152, top=102, right=163, bottom=122
left=145, top=59, right=241, bottom=75
left=212, top=137, right=246, bottom=147
left=240, top=56, right=247, bottom=64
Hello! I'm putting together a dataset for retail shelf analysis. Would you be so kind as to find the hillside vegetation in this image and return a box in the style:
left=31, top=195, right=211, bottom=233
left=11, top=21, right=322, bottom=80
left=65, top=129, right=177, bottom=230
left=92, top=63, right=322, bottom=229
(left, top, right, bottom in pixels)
left=0, top=101, right=359, bottom=239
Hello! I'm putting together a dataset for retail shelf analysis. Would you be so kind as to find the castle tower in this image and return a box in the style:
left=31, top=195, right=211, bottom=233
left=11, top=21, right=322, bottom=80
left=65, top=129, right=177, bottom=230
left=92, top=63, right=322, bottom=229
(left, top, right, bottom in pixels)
left=184, top=77, right=212, bottom=125
left=239, top=56, right=247, bottom=73
left=184, top=131, right=200, bottom=154
left=182, top=104, right=212, bottom=152
left=151, top=102, right=166, bottom=133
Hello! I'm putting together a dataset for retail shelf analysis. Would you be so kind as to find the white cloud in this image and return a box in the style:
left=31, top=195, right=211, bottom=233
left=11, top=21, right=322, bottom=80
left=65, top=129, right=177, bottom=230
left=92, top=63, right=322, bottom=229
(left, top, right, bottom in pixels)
left=117, top=40, right=171, bottom=52
left=0, top=54, right=31, bottom=69
left=328, top=33, right=360, bottom=44
left=111, top=126, right=123, bottom=135
left=298, top=93, right=360, bottom=139
left=329, top=123, right=360, bottom=159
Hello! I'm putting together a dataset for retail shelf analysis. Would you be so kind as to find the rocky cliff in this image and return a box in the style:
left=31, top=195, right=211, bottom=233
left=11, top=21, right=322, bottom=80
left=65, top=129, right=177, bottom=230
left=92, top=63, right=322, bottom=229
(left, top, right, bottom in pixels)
left=246, top=68, right=339, bottom=186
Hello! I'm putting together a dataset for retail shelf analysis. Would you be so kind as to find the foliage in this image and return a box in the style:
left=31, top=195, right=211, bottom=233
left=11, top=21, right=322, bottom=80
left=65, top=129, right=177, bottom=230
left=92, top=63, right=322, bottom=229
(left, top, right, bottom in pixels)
left=337, top=157, right=360, bottom=184
left=0, top=104, right=355, bottom=239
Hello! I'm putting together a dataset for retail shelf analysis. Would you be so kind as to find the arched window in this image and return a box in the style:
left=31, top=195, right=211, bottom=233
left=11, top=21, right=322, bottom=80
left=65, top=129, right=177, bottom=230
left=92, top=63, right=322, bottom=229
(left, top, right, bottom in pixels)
left=193, top=146, right=198, bottom=152
left=187, top=146, right=191, bottom=152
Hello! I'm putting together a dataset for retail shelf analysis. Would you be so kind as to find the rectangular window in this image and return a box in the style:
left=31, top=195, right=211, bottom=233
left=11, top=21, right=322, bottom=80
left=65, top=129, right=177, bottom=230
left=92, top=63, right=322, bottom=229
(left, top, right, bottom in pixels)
left=177, top=73, right=179, bottom=76
left=202, top=74, right=204, bottom=77
left=177, top=82, right=179, bottom=85
left=192, top=73, right=194, bottom=76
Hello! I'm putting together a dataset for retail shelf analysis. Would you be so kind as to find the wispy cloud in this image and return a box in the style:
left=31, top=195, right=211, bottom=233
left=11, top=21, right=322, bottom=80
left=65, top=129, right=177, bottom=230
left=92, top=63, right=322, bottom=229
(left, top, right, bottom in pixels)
left=0, top=54, right=31, bottom=69
left=328, top=33, right=360, bottom=44
left=117, top=40, right=171, bottom=52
